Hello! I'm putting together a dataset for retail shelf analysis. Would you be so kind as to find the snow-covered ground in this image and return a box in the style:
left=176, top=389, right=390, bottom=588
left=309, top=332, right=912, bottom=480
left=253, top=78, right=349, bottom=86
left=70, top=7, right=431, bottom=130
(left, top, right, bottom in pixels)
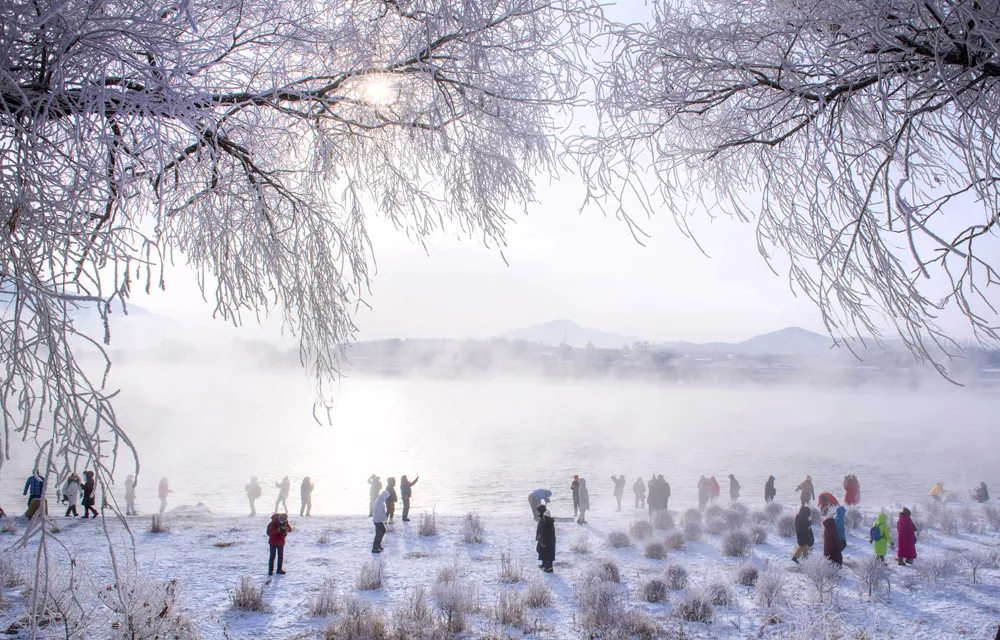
left=1, top=499, right=998, bottom=639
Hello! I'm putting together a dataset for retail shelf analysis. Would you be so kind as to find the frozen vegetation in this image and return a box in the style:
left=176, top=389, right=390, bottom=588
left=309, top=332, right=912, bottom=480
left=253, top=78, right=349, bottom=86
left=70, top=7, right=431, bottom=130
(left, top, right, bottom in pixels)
left=1, top=498, right=999, bottom=639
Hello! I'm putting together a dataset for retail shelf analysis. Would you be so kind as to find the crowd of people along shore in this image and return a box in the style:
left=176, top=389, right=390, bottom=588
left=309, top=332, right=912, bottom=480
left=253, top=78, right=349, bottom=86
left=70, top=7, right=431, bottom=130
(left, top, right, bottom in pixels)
left=3, top=469, right=993, bottom=578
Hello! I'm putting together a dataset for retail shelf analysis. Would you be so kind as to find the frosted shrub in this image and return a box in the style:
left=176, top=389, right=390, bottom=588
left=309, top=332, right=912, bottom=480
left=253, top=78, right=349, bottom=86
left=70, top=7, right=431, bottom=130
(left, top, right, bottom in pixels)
left=317, top=529, right=333, bottom=545
left=938, top=508, right=959, bottom=536
left=962, top=551, right=995, bottom=583
left=629, top=520, right=654, bottom=540
left=665, top=531, right=686, bottom=550
left=588, top=560, right=621, bottom=584
left=682, top=509, right=702, bottom=526
left=644, top=541, right=667, bottom=560
left=675, top=590, right=713, bottom=622
left=846, top=506, right=865, bottom=530
left=958, top=507, right=979, bottom=533
left=390, top=586, right=435, bottom=637
left=734, top=564, right=758, bottom=587
left=331, top=596, right=388, bottom=640
left=729, top=502, right=748, bottom=515
left=641, top=579, right=667, bottom=603
left=97, top=569, right=197, bottom=640
left=705, top=505, right=724, bottom=520
left=776, top=514, right=796, bottom=538
left=418, top=512, right=438, bottom=537
left=570, top=532, right=591, bottom=554
left=809, top=507, right=823, bottom=526
left=432, top=579, right=477, bottom=633
left=436, top=564, right=458, bottom=585
left=683, top=521, right=703, bottom=542
left=229, top=576, right=266, bottom=611
left=309, top=578, right=339, bottom=617
left=801, top=554, right=841, bottom=603
left=653, top=510, right=675, bottom=530
left=577, top=578, right=621, bottom=633
left=983, top=504, right=1000, bottom=531
left=724, top=508, right=747, bottom=529
left=751, top=525, right=768, bottom=545
left=750, top=510, right=770, bottom=526
left=492, top=589, right=525, bottom=627
left=498, top=552, right=522, bottom=584
left=706, top=582, right=732, bottom=606
left=851, top=554, right=890, bottom=599
left=664, top=564, right=688, bottom=590
left=721, top=529, right=753, bottom=557
left=522, top=578, right=553, bottom=608
left=462, top=512, right=485, bottom=544
left=918, top=554, right=959, bottom=587
left=705, top=517, right=728, bottom=535
left=0, top=520, right=17, bottom=535
left=764, top=502, right=783, bottom=521
left=0, top=553, right=22, bottom=589
left=755, top=569, right=784, bottom=610
left=607, top=530, right=631, bottom=548
left=148, top=514, right=170, bottom=534
left=357, top=559, right=384, bottom=591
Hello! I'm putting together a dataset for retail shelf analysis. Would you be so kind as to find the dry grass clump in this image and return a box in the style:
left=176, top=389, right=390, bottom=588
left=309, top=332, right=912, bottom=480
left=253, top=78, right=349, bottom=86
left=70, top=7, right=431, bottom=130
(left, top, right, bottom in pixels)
left=683, top=521, right=703, bottom=541
left=705, top=505, right=725, bottom=520
left=584, top=560, right=621, bottom=584
left=148, top=514, right=170, bottom=534
left=682, top=509, right=702, bottom=526
left=644, top=541, right=667, bottom=560
left=801, top=554, right=841, bottom=603
left=309, top=578, right=339, bottom=617
left=229, top=576, right=266, bottom=612
left=418, top=512, right=438, bottom=537
left=0, top=519, right=18, bottom=535
left=641, top=579, right=667, bottom=603
left=607, top=530, right=631, bottom=548
left=734, top=564, right=758, bottom=587
left=492, top=589, right=526, bottom=627
left=982, top=503, right=1000, bottom=531
left=462, top=512, right=485, bottom=544
left=432, top=575, right=478, bottom=634
left=629, top=520, right=654, bottom=540
left=664, top=564, right=688, bottom=590
left=850, top=554, right=890, bottom=599
left=846, top=506, right=866, bottom=529
left=327, top=596, right=389, bottom=640
left=776, top=514, right=796, bottom=538
left=653, top=510, right=675, bottom=530
left=755, top=568, right=784, bottom=610
left=522, top=577, right=553, bottom=608
left=675, top=590, right=713, bottom=622
left=497, top=552, right=522, bottom=584
left=721, top=529, right=753, bottom=557
left=750, top=510, right=770, bottom=526
left=724, top=508, right=747, bottom=529
left=705, top=516, right=728, bottom=535
left=750, top=525, right=768, bottom=545
left=0, top=553, right=23, bottom=590
left=707, top=582, right=732, bottom=606
left=569, top=532, right=591, bottom=554
left=665, top=531, right=686, bottom=550
left=764, top=502, right=783, bottom=520
left=317, top=529, right=333, bottom=544
left=357, top=558, right=384, bottom=591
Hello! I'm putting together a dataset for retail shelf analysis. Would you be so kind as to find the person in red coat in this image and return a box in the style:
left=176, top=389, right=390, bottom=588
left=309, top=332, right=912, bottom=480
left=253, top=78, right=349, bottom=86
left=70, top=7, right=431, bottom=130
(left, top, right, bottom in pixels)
left=709, top=476, right=721, bottom=502
left=267, top=513, right=293, bottom=575
left=822, top=516, right=843, bottom=566
left=817, top=492, right=840, bottom=515
left=843, top=475, right=860, bottom=506
left=896, top=507, right=918, bottom=566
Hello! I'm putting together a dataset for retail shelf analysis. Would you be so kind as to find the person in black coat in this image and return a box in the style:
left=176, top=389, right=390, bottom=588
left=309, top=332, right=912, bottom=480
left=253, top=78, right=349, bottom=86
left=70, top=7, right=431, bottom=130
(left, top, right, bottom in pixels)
left=535, top=504, right=556, bottom=573
left=81, top=470, right=98, bottom=519
left=647, top=475, right=658, bottom=516
left=571, top=476, right=580, bottom=518
left=659, top=475, right=671, bottom=511
left=764, top=475, right=776, bottom=504
left=400, top=474, right=419, bottom=522
left=792, top=505, right=814, bottom=563
left=729, top=474, right=740, bottom=501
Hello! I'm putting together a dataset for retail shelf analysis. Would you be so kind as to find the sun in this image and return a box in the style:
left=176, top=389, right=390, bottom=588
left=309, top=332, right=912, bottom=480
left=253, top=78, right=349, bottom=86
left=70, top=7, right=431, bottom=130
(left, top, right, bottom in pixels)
left=361, top=74, right=398, bottom=107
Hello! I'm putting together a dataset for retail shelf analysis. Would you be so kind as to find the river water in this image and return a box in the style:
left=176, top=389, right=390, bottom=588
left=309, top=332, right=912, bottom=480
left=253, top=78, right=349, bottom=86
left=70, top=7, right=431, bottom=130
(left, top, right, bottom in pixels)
left=3, top=362, right=996, bottom=517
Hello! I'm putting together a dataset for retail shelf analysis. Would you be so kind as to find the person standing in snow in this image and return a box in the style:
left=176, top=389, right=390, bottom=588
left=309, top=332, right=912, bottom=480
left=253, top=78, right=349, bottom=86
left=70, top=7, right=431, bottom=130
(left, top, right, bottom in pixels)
left=658, top=475, right=671, bottom=512
left=385, top=477, right=398, bottom=524
left=275, top=476, right=290, bottom=513
left=728, top=474, right=740, bottom=501
left=896, top=507, right=918, bottom=566
left=833, top=506, right=847, bottom=551
left=697, top=476, right=710, bottom=511
left=822, top=516, right=843, bottom=566
left=528, top=489, right=552, bottom=521
left=158, top=477, right=170, bottom=515
left=796, top=475, right=815, bottom=507
left=792, top=505, right=814, bottom=563
left=647, top=475, right=658, bottom=515
left=299, top=477, right=315, bottom=517
left=400, top=474, right=419, bottom=522
left=611, top=475, right=626, bottom=512
left=266, top=512, right=292, bottom=575
left=23, top=471, right=45, bottom=508
left=62, top=474, right=81, bottom=518
left=870, top=512, right=893, bottom=562
left=929, top=481, right=945, bottom=502
left=571, top=476, right=580, bottom=518
left=764, top=475, right=777, bottom=504
left=125, top=474, right=138, bottom=516
left=367, top=474, right=382, bottom=517
left=535, top=504, right=556, bottom=573
left=372, top=489, right=389, bottom=553
left=577, top=478, right=590, bottom=524
left=817, top=492, right=840, bottom=515
left=633, top=477, right=646, bottom=510
left=709, top=476, right=721, bottom=503
left=246, top=476, right=262, bottom=516
left=843, top=474, right=861, bottom=505
left=81, top=470, right=98, bottom=519
left=973, top=482, right=990, bottom=503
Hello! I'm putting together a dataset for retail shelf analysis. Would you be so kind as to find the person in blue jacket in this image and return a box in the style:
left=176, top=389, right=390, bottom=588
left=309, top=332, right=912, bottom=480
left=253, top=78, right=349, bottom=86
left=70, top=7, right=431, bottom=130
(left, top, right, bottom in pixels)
left=833, top=505, right=847, bottom=551
left=528, top=489, right=552, bottom=521
left=24, top=472, right=45, bottom=507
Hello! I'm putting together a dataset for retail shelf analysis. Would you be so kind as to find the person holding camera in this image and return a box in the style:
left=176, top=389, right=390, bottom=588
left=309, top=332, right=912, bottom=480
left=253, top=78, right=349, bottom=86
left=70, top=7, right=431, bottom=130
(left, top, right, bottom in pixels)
left=267, top=513, right=293, bottom=575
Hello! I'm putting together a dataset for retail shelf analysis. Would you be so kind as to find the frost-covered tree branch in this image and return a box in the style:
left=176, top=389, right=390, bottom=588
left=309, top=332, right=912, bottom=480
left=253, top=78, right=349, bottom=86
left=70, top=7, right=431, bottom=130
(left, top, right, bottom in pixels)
left=578, top=0, right=1000, bottom=371
left=0, top=0, right=596, bottom=487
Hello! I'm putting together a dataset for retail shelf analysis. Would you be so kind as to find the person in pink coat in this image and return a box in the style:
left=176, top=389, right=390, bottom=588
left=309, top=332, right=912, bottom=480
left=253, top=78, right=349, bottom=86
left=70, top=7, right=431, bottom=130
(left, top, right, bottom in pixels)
left=896, top=507, right=918, bottom=565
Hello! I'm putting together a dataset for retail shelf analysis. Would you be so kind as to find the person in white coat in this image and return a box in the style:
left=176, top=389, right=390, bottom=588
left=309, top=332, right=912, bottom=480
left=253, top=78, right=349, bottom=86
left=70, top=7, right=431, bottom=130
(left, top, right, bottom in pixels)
left=63, top=474, right=81, bottom=517
left=125, top=474, right=138, bottom=516
left=372, top=490, right=389, bottom=553
left=577, top=478, right=590, bottom=524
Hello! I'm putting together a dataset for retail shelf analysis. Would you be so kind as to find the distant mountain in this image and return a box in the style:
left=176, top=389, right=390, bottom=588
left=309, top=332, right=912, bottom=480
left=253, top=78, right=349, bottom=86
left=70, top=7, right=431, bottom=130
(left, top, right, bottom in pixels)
left=661, top=326, right=833, bottom=356
left=502, top=319, right=641, bottom=349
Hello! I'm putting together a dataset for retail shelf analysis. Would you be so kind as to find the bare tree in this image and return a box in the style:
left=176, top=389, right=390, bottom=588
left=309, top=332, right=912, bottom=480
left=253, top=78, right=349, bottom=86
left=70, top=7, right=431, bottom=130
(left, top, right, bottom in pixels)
left=579, top=0, right=1000, bottom=371
left=0, top=0, right=597, bottom=489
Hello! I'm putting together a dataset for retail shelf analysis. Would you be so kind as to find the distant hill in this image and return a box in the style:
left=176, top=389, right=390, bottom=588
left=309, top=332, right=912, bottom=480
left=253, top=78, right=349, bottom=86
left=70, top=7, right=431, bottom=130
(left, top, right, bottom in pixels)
left=502, top=319, right=641, bottom=349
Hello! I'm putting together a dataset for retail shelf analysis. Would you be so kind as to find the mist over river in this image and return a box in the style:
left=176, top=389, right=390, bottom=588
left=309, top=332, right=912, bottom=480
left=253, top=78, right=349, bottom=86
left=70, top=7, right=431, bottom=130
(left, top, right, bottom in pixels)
left=3, top=362, right=997, bottom=517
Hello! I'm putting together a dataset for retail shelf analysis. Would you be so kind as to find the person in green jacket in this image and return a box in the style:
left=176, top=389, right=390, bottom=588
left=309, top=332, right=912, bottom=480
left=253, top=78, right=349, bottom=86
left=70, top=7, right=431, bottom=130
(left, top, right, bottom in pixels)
left=870, top=512, right=894, bottom=561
